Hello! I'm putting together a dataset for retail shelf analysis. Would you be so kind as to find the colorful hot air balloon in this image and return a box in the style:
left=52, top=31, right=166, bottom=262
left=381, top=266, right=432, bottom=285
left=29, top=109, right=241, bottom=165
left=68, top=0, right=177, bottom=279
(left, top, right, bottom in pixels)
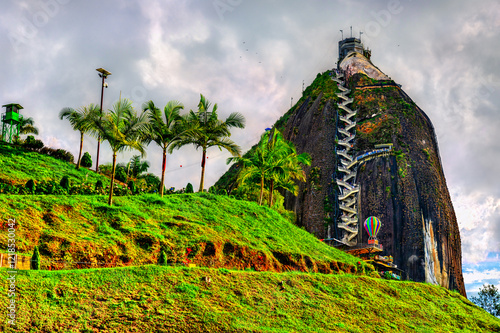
left=364, top=216, right=381, bottom=239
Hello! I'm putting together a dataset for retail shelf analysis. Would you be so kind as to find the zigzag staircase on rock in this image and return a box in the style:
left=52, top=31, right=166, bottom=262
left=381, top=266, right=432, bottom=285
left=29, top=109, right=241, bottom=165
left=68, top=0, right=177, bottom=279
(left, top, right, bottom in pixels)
left=332, top=71, right=359, bottom=245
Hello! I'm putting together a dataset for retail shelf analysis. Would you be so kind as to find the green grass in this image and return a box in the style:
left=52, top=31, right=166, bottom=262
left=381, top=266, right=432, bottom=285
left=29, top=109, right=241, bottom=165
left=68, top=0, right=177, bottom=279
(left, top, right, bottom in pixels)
left=1, top=265, right=498, bottom=332
left=0, top=142, right=110, bottom=186
left=0, top=193, right=366, bottom=273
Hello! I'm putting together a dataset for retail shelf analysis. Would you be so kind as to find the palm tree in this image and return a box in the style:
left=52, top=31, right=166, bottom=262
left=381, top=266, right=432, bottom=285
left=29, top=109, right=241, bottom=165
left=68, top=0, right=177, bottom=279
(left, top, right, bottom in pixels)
left=265, top=130, right=311, bottom=207
left=59, top=104, right=100, bottom=169
left=228, top=129, right=310, bottom=206
left=143, top=100, right=184, bottom=196
left=172, top=94, right=245, bottom=192
left=126, top=155, right=150, bottom=179
left=88, top=98, right=149, bottom=205
left=19, top=116, right=39, bottom=135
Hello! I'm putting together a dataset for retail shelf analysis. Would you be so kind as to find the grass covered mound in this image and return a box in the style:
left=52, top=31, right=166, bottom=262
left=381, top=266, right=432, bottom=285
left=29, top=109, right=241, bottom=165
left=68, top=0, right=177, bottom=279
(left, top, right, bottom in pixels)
left=0, top=143, right=108, bottom=185
left=1, top=265, right=498, bottom=332
left=0, top=193, right=367, bottom=274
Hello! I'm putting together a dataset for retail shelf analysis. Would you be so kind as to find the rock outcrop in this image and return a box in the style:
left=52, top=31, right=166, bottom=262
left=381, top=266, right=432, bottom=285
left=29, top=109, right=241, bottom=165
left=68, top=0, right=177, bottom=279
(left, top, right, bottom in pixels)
left=215, top=46, right=466, bottom=296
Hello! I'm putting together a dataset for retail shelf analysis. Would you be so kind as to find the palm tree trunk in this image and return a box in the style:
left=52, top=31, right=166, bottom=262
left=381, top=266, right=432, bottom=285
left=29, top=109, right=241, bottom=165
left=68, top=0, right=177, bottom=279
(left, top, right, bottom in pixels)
left=268, top=179, right=274, bottom=207
left=259, top=175, right=264, bottom=205
left=96, top=137, right=101, bottom=172
left=77, top=131, right=84, bottom=170
left=160, top=148, right=167, bottom=197
left=199, top=148, right=207, bottom=192
left=108, top=152, right=117, bottom=206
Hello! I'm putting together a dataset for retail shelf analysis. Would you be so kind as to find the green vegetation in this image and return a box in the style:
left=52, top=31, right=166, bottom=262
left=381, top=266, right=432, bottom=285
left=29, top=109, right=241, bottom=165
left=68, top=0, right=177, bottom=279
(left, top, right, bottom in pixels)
left=59, top=104, right=100, bottom=169
left=88, top=98, right=149, bottom=205
left=0, top=193, right=362, bottom=271
left=275, top=71, right=339, bottom=131
left=472, top=284, right=500, bottom=317
left=0, top=143, right=108, bottom=186
left=228, top=129, right=311, bottom=206
left=18, top=115, right=39, bottom=136
left=157, top=250, right=167, bottom=266
left=172, top=94, right=245, bottom=192
left=30, top=246, right=40, bottom=270
left=142, top=100, right=185, bottom=197
left=80, top=151, right=92, bottom=168
left=1, top=265, right=498, bottom=332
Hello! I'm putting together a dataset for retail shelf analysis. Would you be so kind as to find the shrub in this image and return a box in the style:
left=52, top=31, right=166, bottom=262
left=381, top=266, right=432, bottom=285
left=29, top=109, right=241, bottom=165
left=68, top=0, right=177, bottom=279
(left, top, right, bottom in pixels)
left=185, top=183, right=194, bottom=193
left=53, top=149, right=74, bottom=163
left=95, top=180, right=103, bottom=190
left=60, top=176, right=70, bottom=190
left=115, top=167, right=127, bottom=183
left=40, top=146, right=55, bottom=156
left=80, top=152, right=92, bottom=168
left=141, top=173, right=161, bottom=188
left=23, top=135, right=44, bottom=150
left=128, top=180, right=136, bottom=194
left=31, top=246, right=41, bottom=270
left=25, top=179, right=36, bottom=193
left=41, top=147, right=74, bottom=163
left=158, top=250, right=167, bottom=266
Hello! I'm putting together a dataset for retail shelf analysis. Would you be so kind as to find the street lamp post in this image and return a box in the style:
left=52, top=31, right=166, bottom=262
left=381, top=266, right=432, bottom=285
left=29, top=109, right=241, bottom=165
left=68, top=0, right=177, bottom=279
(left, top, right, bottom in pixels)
left=95, top=68, right=111, bottom=172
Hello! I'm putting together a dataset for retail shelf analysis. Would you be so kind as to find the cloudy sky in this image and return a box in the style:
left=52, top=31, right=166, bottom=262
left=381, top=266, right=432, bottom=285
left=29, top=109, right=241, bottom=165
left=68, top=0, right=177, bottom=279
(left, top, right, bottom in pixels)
left=1, top=0, right=499, bottom=297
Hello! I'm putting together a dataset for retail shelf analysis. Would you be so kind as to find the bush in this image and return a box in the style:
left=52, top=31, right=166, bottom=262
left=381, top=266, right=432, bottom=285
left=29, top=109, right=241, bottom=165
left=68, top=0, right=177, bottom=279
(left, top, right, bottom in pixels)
left=115, top=167, right=127, bottom=183
left=80, top=152, right=92, bottom=168
left=31, top=246, right=41, bottom=270
left=158, top=250, right=167, bottom=266
left=53, top=149, right=74, bottom=163
left=128, top=180, right=136, bottom=194
left=25, top=179, right=36, bottom=193
left=40, top=147, right=74, bottom=163
left=185, top=183, right=194, bottom=193
left=95, top=180, right=103, bottom=190
left=23, top=135, right=44, bottom=150
left=60, top=176, right=70, bottom=190
left=141, top=173, right=161, bottom=188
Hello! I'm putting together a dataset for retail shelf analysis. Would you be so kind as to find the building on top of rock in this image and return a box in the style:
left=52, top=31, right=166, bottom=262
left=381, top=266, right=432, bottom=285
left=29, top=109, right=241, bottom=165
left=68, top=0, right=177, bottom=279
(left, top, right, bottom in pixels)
left=338, top=37, right=372, bottom=65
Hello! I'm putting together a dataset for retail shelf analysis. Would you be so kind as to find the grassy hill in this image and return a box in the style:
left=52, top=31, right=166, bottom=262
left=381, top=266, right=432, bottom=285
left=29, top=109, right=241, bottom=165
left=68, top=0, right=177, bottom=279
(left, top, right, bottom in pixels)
left=1, top=265, right=499, bottom=332
left=0, top=142, right=109, bottom=186
left=0, top=141, right=499, bottom=332
left=0, top=192, right=367, bottom=274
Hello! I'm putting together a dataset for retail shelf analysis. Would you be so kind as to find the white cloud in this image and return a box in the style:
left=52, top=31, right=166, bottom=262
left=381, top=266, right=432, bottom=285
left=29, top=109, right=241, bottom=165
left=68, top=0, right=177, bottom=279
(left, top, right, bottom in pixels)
left=450, top=186, right=500, bottom=263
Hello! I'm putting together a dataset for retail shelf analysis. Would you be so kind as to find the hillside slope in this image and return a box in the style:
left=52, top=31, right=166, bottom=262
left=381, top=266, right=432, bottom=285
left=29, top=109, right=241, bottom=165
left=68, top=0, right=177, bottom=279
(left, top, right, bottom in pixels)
left=1, top=265, right=498, bottom=332
left=0, top=193, right=368, bottom=274
left=0, top=143, right=109, bottom=186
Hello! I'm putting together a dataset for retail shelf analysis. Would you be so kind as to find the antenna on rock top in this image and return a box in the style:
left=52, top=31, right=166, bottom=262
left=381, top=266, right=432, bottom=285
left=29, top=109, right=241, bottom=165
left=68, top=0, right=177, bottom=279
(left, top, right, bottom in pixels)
left=340, top=29, right=343, bottom=39
left=359, top=31, right=363, bottom=41
left=350, top=26, right=352, bottom=38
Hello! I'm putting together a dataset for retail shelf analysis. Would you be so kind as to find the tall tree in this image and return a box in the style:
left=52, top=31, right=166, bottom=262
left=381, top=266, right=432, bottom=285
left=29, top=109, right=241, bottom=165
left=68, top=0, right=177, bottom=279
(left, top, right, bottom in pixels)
left=228, top=129, right=311, bottom=206
left=88, top=98, right=148, bottom=205
left=19, top=116, right=39, bottom=135
left=143, top=100, right=184, bottom=196
left=172, top=94, right=245, bottom=192
left=59, top=104, right=99, bottom=169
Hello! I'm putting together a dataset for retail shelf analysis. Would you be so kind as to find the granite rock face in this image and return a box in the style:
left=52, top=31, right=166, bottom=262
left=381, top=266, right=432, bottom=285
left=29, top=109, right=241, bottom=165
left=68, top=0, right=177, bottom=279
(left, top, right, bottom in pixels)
left=216, top=59, right=465, bottom=296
